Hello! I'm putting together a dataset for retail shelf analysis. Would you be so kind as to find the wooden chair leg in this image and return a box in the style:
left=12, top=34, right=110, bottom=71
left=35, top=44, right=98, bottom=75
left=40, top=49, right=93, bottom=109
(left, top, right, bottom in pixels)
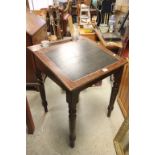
left=26, top=81, right=48, bottom=112
left=36, top=69, right=48, bottom=112
left=38, top=82, right=48, bottom=112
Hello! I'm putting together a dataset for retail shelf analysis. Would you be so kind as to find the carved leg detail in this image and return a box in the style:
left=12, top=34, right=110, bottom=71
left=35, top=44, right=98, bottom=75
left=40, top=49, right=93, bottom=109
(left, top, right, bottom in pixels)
left=36, top=69, right=48, bottom=112
left=66, top=91, right=79, bottom=148
left=107, top=67, right=124, bottom=117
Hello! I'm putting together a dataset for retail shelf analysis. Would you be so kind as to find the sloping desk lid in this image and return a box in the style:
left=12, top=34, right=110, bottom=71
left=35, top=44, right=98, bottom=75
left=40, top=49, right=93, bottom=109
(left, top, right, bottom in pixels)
left=26, top=11, right=46, bottom=36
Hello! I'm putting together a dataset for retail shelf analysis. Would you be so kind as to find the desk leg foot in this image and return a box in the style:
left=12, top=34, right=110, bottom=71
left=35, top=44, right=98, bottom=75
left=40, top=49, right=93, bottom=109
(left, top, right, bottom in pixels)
left=66, top=91, right=79, bottom=148
left=107, top=67, right=123, bottom=117
left=70, top=136, right=75, bottom=148
left=68, top=105, right=76, bottom=148
left=43, top=102, right=48, bottom=113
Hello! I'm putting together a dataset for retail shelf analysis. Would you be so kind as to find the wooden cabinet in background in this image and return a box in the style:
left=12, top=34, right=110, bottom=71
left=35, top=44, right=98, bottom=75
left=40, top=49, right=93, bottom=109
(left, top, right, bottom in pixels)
left=117, top=62, right=129, bottom=118
left=26, top=11, right=48, bottom=113
left=79, top=27, right=97, bottom=41
left=26, top=11, right=47, bottom=84
left=26, top=11, right=47, bottom=46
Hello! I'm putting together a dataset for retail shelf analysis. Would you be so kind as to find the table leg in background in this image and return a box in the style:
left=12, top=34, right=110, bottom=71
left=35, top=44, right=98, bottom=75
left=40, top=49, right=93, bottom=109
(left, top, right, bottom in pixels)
left=36, top=69, right=48, bottom=112
left=107, top=67, right=124, bottom=117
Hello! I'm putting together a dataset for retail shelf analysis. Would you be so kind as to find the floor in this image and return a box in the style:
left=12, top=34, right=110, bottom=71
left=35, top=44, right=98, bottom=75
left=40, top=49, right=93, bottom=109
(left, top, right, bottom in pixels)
left=26, top=77, right=124, bottom=155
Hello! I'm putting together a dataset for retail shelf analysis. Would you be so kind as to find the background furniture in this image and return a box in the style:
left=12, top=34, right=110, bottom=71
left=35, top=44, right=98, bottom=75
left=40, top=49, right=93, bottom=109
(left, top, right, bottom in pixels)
left=26, top=11, right=47, bottom=85
left=26, top=11, right=48, bottom=112
left=94, top=23, right=129, bottom=117
left=79, top=26, right=97, bottom=41
left=117, top=61, right=129, bottom=118
left=93, top=8, right=129, bottom=55
left=94, top=27, right=123, bottom=53
left=26, top=11, right=47, bottom=47
left=28, top=37, right=127, bottom=148
left=79, top=4, right=91, bottom=26
left=114, top=115, right=129, bottom=155
left=77, top=1, right=97, bottom=25
left=26, top=98, right=35, bottom=134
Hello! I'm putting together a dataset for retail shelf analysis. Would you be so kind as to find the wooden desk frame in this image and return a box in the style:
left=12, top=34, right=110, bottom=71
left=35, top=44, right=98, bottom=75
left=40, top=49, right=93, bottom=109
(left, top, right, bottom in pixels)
left=27, top=37, right=127, bottom=147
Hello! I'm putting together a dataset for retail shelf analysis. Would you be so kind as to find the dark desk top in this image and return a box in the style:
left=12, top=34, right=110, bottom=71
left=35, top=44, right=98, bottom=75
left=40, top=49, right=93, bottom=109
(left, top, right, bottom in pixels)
left=28, top=37, right=127, bottom=90
left=45, top=39, right=117, bottom=81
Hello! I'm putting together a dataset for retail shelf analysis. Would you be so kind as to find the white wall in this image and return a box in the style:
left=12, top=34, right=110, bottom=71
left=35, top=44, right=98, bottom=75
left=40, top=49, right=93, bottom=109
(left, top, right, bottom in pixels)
left=28, top=0, right=129, bottom=11
left=28, top=0, right=54, bottom=10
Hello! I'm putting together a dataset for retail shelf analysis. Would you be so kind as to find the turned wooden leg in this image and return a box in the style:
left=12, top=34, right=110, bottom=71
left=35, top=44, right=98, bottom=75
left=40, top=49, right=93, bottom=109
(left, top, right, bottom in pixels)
left=36, top=69, right=48, bottom=112
left=66, top=90, right=79, bottom=148
left=26, top=98, right=35, bottom=134
left=107, top=67, right=124, bottom=117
